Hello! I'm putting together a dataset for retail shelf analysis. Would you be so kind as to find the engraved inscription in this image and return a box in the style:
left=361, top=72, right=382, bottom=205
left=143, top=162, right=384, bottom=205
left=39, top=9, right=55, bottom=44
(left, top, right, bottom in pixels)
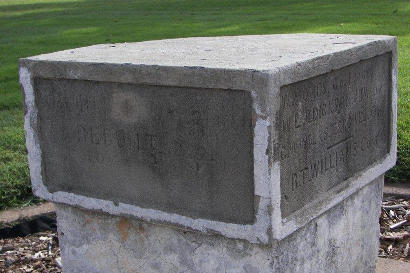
left=278, top=53, right=391, bottom=217
left=35, top=79, right=254, bottom=224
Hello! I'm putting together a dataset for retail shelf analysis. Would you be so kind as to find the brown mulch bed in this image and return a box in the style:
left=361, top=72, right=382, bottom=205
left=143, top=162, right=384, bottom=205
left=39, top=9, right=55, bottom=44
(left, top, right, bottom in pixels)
left=0, top=197, right=408, bottom=272
left=379, top=196, right=410, bottom=261
left=0, top=231, right=61, bottom=272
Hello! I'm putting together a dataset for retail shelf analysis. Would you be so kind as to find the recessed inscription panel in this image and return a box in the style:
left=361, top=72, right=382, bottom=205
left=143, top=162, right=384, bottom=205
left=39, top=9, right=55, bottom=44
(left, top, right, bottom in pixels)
left=278, top=53, right=391, bottom=218
left=35, top=79, right=254, bottom=224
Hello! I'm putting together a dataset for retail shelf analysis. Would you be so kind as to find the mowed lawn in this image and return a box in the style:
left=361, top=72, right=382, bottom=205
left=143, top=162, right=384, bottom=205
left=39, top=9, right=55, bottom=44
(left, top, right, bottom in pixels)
left=0, top=0, right=409, bottom=209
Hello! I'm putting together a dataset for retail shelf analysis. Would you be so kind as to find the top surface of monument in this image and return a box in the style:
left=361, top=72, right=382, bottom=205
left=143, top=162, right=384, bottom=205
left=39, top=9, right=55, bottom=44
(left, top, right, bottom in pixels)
left=24, top=34, right=393, bottom=70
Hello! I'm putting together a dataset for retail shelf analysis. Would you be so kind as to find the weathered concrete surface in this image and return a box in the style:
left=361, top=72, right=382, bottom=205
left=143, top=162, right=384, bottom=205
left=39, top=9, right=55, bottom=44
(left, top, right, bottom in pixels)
left=376, top=258, right=410, bottom=273
left=20, top=34, right=397, bottom=241
left=56, top=175, right=384, bottom=273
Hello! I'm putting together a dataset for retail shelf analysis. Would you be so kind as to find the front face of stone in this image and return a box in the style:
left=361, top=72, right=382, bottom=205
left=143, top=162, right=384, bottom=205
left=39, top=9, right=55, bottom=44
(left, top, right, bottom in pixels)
left=278, top=53, right=391, bottom=218
left=34, top=79, right=254, bottom=224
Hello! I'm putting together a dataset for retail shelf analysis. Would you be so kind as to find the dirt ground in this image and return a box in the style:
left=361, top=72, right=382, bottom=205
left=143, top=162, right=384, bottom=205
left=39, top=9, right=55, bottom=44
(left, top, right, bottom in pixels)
left=378, top=197, right=410, bottom=261
left=0, top=231, right=60, bottom=273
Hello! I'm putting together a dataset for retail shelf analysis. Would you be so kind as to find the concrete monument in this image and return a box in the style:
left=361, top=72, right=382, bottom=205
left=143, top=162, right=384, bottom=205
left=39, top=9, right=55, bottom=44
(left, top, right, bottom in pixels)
left=20, top=34, right=397, bottom=272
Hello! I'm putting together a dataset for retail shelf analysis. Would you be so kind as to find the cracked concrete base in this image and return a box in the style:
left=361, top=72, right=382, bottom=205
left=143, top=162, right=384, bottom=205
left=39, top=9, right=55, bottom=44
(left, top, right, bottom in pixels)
left=56, top=175, right=383, bottom=273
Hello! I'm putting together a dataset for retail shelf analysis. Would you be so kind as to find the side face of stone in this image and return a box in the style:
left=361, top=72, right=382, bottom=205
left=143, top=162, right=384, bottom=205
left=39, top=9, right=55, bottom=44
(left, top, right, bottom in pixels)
left=34, top=79, right=254, bottom=224
left=278, top=53, right=391, bottom=217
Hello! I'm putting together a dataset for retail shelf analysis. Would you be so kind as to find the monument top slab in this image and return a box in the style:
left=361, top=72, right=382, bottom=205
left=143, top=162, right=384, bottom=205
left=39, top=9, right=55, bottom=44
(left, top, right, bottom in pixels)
left=24, top=34, right=393, bottom=70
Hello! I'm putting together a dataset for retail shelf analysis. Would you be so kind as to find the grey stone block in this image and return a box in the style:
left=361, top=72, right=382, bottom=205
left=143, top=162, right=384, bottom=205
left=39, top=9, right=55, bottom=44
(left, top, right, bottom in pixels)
left=20, top=34, right=397, bottom=242
left=56, top=175, right=384, bottom=273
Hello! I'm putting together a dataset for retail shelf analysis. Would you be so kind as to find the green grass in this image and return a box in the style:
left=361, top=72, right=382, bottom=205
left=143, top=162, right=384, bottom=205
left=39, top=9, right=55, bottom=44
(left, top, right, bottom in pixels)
left=0, top=108, right=41, bottom=209
left=0, top=0, right=409, bottom=210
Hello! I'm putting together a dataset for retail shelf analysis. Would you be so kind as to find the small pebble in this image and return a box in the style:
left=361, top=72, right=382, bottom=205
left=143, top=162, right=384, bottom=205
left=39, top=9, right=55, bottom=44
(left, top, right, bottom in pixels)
left=4, top=257, right=15, bottom=267
left=55, top=257, right=63, bottom=268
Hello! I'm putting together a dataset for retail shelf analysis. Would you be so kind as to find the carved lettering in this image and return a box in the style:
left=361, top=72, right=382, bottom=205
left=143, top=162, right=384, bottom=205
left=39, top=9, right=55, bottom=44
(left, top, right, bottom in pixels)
left=279, top=53, right=391, bottom=217
left=34, top=79, right=254, bottom=224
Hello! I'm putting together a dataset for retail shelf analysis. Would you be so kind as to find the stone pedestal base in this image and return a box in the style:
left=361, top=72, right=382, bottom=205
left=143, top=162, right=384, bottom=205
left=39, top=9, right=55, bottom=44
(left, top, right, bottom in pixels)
left=56, top=176, right=383, bottom=273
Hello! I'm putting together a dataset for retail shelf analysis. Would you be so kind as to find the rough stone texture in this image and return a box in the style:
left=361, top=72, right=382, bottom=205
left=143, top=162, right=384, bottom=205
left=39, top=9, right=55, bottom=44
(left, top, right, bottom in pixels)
left=34, top=78, right=254, bottom=224
left=56, top=175, right=384, bottom=273
left=20, top=34, right=397, bottom=241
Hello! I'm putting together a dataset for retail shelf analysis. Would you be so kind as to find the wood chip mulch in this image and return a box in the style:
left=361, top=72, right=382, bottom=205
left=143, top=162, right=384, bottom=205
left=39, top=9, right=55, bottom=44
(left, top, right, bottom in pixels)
left=0, top=231, right=61, bottom=273
left=379, top=196, right=410, bottom=261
